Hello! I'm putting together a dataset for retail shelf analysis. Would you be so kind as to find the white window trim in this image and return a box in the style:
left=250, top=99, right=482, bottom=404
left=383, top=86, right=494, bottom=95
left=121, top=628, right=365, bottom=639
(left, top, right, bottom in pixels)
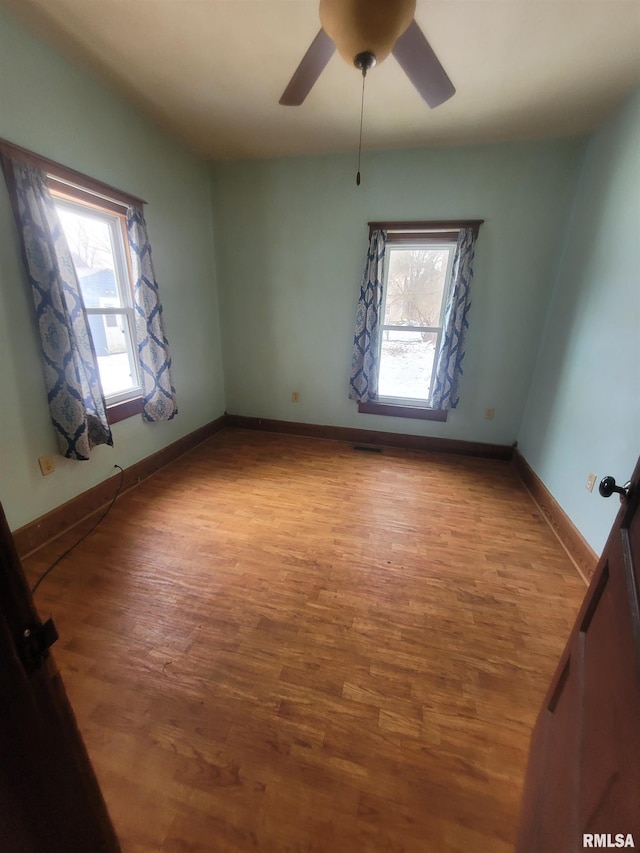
left=376, top=238, right=457, bottom=408
left=52, top=194, right=143, bottom=406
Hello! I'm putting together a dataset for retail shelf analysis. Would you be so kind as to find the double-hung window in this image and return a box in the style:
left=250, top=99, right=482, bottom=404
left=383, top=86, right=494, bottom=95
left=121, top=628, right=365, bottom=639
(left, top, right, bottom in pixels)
left=1, top=138, right=177, bottom=456
left=52, top=193, right=140, bottom=406
left=352, top=220, right=482, bottom=421
left=378, top=233, right=457, bottom=406
left=45, top=173, right=147, bottom=424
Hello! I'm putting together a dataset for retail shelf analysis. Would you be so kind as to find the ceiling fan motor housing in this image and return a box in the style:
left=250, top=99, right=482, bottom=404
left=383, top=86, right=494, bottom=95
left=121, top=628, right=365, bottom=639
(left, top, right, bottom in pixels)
left=319, top=0, right=415, bottom=66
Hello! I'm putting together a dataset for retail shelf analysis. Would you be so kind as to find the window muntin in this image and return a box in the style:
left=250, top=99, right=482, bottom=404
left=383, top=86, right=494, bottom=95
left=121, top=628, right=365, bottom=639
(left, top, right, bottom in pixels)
left=378, top=240, right=455, bottom=405
left=53, top=196, right=141, bottom=404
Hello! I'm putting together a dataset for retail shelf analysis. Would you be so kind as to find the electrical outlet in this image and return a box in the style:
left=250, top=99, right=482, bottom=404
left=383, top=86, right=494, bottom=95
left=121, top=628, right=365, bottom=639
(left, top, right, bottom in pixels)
left=585, top=472, right=597, bottom=492
left=484, top=407, right=495, bottom=420
left=291, top=391, right=300, bottom=402
left=38, top=455, right=55, bottom=476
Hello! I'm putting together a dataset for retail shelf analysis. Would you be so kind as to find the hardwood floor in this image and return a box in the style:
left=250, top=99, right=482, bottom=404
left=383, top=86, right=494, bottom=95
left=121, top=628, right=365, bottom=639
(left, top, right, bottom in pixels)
left=22, top=429, right=587, bottom=852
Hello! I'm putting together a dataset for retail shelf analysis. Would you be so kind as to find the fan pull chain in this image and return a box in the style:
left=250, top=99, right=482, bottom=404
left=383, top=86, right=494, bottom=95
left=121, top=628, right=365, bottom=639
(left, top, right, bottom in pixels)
left=356, top=67, right=367, bottom=186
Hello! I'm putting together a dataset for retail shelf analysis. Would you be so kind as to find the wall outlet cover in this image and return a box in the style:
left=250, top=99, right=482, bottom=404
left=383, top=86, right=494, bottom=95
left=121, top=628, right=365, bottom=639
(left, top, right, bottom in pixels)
left=38, top=455, right=55, bottom=476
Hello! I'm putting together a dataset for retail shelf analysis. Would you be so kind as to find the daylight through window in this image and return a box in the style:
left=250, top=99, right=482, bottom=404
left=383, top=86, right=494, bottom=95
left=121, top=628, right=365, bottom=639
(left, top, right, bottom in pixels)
left=53, top=195, right=141, bottom=404
left=378, top=237, right=456, bottom=405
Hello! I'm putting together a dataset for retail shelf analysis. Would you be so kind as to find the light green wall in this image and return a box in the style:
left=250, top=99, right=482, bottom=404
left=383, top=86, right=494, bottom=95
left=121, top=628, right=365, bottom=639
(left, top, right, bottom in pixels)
left=2, top=5, right=636, bottom=560
left=518, top=89, right=640, bottom=555
left=0, top=8, right=225, bottom=530
left=210, top=139, right=584, bottom=445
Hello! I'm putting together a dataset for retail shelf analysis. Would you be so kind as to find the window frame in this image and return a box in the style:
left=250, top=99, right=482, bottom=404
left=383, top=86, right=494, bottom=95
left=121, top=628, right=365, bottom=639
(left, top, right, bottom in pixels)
left=356, top=220, right=483, bottom=422
left=377, top=235, right=457, bottom=408
left=48, top=179, right=144, bottom=424
left=0, top=138, right=148, bottom=425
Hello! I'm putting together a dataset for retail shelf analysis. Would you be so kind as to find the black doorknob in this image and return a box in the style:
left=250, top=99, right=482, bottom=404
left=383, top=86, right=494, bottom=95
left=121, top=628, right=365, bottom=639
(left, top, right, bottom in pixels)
left=599, top=476, right=631, bottom=501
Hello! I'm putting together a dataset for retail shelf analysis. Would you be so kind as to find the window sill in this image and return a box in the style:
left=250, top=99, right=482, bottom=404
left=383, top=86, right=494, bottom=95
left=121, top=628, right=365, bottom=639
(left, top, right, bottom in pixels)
left=107, top=396, right=143, bottom=424
left=357, top=401, right=448, bottom=422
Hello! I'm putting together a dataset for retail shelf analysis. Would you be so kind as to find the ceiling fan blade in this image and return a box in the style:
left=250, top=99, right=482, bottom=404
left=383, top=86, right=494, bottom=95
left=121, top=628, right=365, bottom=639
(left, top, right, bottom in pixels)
left=392, top=20, right=455, bottom=108
left=279, top=29, right=336, bottom=106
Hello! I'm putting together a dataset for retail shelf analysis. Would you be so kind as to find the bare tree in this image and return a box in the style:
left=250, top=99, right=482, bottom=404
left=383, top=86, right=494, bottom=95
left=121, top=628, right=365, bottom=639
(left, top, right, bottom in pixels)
left=57, top=208, right=112, bottom=271
left=386, top=249, right=447, bottom=329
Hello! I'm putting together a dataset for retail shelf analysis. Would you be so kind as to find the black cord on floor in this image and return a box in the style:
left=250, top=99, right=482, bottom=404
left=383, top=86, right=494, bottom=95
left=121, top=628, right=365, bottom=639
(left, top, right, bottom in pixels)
left=31, top=464, right=125, bottom=595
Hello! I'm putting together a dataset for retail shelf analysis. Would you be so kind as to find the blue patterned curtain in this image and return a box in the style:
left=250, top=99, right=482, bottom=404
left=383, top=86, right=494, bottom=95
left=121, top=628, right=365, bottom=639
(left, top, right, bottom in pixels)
left=126, top=207, right=177, bottom=422
left=348, top=229, right=387, bottom=402
left=431, top=226, right=477, bottom=410
left=4, top=157, right=113, bottom=459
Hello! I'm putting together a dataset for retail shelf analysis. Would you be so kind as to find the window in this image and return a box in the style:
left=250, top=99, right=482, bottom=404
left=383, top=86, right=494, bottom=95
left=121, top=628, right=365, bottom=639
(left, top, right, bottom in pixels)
left=351, top=220, right=482, bottom=421
left=45, top=174, right=146, bottom=424
left=378, top=237, right=456, bottom=406
left=1, top=138, right=177, bottom=449
left=53, top=195, right=141, bottom=406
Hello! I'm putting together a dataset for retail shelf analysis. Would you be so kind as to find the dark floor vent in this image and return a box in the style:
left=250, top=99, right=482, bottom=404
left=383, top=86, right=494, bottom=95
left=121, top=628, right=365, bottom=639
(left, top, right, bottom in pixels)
left=353, top=445, right=383, bottom=453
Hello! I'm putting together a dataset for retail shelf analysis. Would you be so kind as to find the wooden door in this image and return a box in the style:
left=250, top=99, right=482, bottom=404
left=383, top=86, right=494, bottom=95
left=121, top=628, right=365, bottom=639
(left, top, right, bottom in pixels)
left=517, top=457, right=640, bottom=851
left=0, top=502, right=120, bottom=853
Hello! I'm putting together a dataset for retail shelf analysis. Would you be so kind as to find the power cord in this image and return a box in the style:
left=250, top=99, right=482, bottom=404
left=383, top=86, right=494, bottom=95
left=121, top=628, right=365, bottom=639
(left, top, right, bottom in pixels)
left=31, top=464, right=125, bottom=595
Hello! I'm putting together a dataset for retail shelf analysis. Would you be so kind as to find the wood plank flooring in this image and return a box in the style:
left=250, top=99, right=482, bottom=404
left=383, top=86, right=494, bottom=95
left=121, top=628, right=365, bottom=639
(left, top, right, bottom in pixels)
left=23, top=429, right=587, bottom=852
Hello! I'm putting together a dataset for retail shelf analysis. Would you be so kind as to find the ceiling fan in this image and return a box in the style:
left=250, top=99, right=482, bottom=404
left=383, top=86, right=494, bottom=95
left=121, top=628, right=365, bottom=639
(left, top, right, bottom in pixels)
left=279, top=0, right=455, bottom=108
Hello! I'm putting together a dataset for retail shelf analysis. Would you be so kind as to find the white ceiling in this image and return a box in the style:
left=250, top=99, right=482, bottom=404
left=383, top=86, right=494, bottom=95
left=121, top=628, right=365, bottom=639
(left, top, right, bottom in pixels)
left=2, top=0, right=640, bottom=161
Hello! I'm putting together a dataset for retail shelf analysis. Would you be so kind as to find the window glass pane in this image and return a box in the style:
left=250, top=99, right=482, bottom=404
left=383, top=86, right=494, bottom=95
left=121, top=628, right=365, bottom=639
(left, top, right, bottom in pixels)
left=55, top=199, right=139, bottom=400
left=89, top=313, right=137, bottom=397
left=378, top=330, right=438, bottom=401
left=55, top=206, right=120, bottom=310
left=385, top=248, right=450, bottom=327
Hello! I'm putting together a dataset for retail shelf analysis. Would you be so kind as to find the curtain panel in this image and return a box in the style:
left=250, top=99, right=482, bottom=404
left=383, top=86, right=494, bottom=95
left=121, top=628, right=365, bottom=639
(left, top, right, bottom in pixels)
left=126, top=207, right=177, bottom=422
left=2, top=156, right=113, bottom=459
left=348, top=229, right=387, bottom=403
left=431, top=226, right=477, bottom=410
